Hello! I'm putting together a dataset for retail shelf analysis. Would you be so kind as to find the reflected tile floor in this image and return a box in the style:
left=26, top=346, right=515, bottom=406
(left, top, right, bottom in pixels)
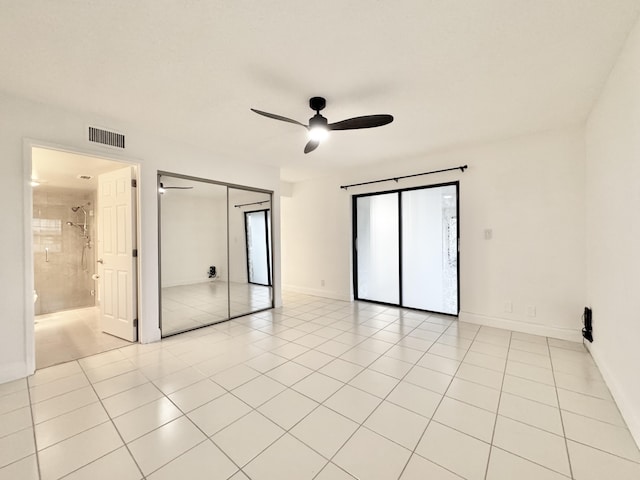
left=35, top=307, right=132, bottom=370
left=162, top=282, right=272, bottom=336
left=3, top=292, right=639, bottom=479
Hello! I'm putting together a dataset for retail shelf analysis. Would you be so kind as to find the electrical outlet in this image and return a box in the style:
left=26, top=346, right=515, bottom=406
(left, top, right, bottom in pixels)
left=504, top=301, right=513, bottom=313
left=321, top=279, right=325, bottom=287
left=527, top=305, right=536, bottom=317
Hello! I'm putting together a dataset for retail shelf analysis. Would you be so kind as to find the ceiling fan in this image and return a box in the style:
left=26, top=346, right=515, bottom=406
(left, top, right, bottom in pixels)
left=158, top=182, right=194, bottom=194
left=251, top=96, right=393, bottom=154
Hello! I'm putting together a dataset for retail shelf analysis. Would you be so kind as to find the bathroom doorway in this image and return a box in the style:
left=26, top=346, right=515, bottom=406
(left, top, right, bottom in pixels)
left=30, top=147, right=138, bottom=368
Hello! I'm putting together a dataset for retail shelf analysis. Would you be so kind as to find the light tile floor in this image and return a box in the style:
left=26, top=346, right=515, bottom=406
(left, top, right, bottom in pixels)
left=3, top=292, right=639, bottom=479
left=162, top=282, right=272, bottom=336
left=35, top=307, right=132, bottom=369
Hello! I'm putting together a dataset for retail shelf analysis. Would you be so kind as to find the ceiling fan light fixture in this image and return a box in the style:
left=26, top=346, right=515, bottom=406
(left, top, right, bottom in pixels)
left=308, top=125, right=329, bottom=142
left=308, top=113, right=329, bottom=142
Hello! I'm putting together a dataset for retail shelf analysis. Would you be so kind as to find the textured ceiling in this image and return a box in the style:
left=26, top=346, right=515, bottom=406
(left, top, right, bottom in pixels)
left=2, top=1, right=639, bottom=181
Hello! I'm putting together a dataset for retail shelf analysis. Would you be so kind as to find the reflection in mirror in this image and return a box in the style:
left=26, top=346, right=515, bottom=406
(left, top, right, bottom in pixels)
left=159, top=174, right=229, bottom=336
left=228, top=188, right=273, bottom=318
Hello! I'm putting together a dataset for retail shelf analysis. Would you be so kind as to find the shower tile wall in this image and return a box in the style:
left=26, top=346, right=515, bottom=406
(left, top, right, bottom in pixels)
left=33, top=186, right=96, bottom=315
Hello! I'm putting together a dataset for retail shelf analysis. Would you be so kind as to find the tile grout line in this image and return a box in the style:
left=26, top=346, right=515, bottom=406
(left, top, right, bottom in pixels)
left=380, top=317, right=484, bottom=480
left=309, top=317, right=433, bottom=478
left=73, top=358, right=147, bottom=480
left=26, top=376, right=43, bottom=480
left=204, top=304, right=388, bottom=478
left=216, top=306, right=407, bottom=478
left=482, top=330, right=512, bottom=480
left=547, top=336, right=575, bottom=479
left=247, top=307, right=444, bottom=479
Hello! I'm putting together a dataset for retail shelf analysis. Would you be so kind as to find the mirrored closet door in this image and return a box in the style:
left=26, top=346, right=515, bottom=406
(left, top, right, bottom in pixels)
left=159, top=173, right=273, bottom=336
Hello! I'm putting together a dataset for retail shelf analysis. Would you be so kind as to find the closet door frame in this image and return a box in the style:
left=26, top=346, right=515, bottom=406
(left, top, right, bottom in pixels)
left=352, top=181, right=460, bottom=316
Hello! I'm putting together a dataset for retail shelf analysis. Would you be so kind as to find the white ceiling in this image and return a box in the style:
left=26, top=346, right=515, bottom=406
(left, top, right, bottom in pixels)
left=3, top=1, right=639, bottom=182
left=32, top=147, right=125, bottom=189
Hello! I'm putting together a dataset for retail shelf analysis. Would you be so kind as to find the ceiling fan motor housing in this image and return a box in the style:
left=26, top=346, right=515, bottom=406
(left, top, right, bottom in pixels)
left=309, top=96, right=326, bottom=112
left=309, top=113, right=328, bottom=129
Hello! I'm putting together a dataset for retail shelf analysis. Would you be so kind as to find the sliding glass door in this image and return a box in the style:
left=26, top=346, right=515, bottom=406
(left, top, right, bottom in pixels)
left=353, top=182, right=459, bottom=315
left=245, top=210, right=271, bottom=286
left=355, top=193, right=400, bottom=304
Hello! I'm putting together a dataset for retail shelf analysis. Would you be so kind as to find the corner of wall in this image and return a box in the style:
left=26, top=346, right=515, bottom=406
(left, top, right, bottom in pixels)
left=587, top=342, right=640, bottom=448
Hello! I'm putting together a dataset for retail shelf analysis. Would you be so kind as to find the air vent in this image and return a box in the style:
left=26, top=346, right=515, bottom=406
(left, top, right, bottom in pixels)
left=88, top=126, right=125, bottom=149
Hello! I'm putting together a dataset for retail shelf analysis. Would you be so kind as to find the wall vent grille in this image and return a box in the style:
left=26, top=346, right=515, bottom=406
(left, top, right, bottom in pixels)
left=88, top=126, right=125, bottom=148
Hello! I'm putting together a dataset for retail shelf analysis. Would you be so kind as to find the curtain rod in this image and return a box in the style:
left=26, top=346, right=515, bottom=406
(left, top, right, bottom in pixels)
left=234, top=200, right=270, bottom=208
left=340, top=165, right=468, bottom=190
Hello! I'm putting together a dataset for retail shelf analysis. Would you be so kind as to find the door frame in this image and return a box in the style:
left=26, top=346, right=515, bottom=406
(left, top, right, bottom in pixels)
left=23, top=138, right=142, bottom=373
left=351, top=181, right=460, bottom=316
left=244, top=209, right=272, bottom=287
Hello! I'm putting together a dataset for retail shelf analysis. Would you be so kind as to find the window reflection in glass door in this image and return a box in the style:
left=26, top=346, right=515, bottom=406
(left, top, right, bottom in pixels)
left=228, top=189, right=273, bottom=318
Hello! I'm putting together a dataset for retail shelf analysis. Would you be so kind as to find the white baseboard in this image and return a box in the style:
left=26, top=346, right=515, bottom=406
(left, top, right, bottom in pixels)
left=586, top=342, right=640, bottom=449
left=459, top=311, right=583, bottom=342
left=162, top=277, right=211, bottom=288
left=282, top=284, right=351, bottom=302
left=0, top=362, right=31, bottom=385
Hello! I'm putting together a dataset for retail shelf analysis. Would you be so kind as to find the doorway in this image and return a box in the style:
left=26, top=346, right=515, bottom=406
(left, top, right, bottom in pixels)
left=352, top=182, right=459, bottom=315
left=30, top=146, right=139, bottom=369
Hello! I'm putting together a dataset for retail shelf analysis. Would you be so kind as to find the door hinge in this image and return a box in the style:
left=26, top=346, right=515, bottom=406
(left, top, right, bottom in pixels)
left=133, top=318, right=138, bottom=327
left=132, top=249, right=138, bottom=257
left=131, top=179, right=137, bottom=188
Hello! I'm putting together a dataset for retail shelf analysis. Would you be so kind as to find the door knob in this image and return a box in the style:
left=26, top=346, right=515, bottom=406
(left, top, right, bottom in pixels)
left=97, top=258, right=104, bottom=264
left=91, top=274, right=100, bottom=280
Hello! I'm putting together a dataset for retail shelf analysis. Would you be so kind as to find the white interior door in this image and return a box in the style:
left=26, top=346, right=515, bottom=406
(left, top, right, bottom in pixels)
left=97, top=166, right=137, bottom=341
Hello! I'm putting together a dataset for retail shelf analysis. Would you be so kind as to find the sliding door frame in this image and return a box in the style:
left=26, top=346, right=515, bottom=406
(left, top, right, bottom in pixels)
left=352, top=181, right=460, bottom=316
left=157, top=171, right=275, bottom=338
left=244, top=209, right=272, bottom=287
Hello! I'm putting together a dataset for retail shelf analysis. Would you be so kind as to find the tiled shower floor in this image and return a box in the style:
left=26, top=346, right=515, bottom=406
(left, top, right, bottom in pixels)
left=3, top=292, right=639, bottom=479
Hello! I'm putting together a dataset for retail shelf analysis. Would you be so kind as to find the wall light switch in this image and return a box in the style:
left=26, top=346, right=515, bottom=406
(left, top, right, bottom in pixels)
left=484, top=229, right=493, bottom=240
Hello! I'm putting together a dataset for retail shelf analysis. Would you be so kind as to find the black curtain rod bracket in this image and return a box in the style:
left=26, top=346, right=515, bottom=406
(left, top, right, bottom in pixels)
left=340, top=165, right=467, bottom=190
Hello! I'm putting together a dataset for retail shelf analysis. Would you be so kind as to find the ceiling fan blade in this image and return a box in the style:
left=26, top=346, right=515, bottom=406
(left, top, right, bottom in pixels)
left=328, top=114, right=394, bottom=131
left=304, top=140, right=320, bottom=154
left=161, top=184, right=193, bottom=189
left=251, top=108, right=307, bottom=128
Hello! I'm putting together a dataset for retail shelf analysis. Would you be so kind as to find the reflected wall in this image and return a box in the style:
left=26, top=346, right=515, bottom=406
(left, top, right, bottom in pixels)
left=159, top=173, right=273, bottom=336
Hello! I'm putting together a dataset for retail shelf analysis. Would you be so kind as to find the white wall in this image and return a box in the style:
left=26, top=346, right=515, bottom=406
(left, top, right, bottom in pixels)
left=282, top=127, right=586, bottom=340
left=0, top=90, right=281, bottom=383
left=160, top=189, right=227, bottom=287
left=585, top=17, right=640, bottom=445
